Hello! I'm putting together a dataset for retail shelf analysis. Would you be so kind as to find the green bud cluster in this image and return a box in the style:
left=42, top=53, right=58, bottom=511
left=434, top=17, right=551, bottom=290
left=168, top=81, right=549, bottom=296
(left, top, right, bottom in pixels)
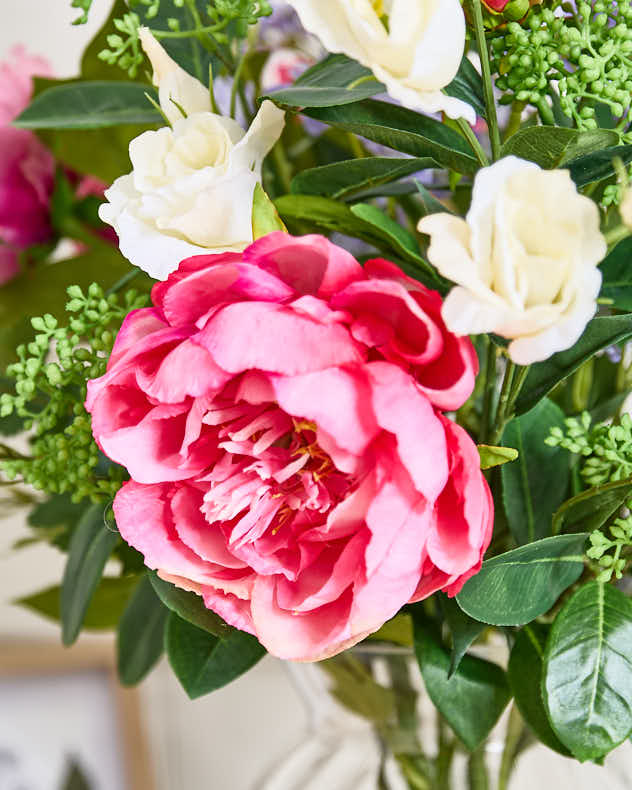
left=99, top=0, right=273, bottom=77
left=492, top=1, right=632, bottom=134
left=71, top=0, right=94, bottom=25
left=546, top=411, right=632, bottom=486
left=587, top=512, right=632, bottom=581
left=0, top=283, right=148, bottom=504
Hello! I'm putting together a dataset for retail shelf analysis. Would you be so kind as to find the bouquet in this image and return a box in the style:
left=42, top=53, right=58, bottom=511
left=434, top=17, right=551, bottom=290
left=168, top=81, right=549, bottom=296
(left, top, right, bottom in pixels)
left=4, top=0, right=632, bottom=786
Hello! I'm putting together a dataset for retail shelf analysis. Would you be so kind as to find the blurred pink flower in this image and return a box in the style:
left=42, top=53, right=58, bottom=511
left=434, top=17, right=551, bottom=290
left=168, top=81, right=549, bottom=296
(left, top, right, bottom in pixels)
left=0, top=45, right=52, bottom=124
left=0, top=46, right=55, bottom=282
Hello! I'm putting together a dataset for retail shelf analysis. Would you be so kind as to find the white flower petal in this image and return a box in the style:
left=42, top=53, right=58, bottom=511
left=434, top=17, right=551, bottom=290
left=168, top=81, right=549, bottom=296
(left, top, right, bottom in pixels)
left=418, top=157, right=607, bottom=363
left=139, top=27, right=211, bottom=125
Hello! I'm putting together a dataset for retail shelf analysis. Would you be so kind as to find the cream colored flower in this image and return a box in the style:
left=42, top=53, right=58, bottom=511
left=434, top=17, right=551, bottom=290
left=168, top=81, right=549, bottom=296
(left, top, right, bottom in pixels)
left=418, top=157, right=607, bottom=365
left=99, top=29, right=285, bottom=280
left=285, top=0, right=474, bottom=122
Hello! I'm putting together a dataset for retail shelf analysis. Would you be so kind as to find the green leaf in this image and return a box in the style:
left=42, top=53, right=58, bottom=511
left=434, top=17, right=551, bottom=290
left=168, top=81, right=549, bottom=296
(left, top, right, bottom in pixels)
left=252, top=183, right=287, bottom=239
left=263, top=53, right=385, bottom=109
left=37, top=123, right=148, bottom=184
left=413, top=622, right=510, bottom=750
left=274, top=194, right=440, bottom=286
left=117, top=575, right=169, bottom=686
left=290, top=157, right=436, bottom=201
left=501, top=399, right=570, bottom=544
left=320, top=654, right=396, bottom=722
left=543, top=582, right=632, bottom=761
left=444, top=55, right=485, bottom=120
left=149, top=572, right=232, bottom=638
left=16, top=575, right=139, bottom=630
left=415, top=181, right=454, bottom=217
left=502, top=127, right=619, bottom=169
left=456, top=533, right=588, bottom=627
left=350, top=203, right=426, bottom=265
left=28, top=493, right=85, bottom=529
left=79, top=0, right=131, bottom=81
left=165, top=613, right=265, bottom=699
left=0, top=246, right=136, bottom=371
left=61, top=503, right=119, bottom=645
left=552, top=477, right=632, bottom=536
left=367, top=612, right=414, bottom=647
left=132, top=0, right=213, bottom=83
left=508, top=625, right=570, bottom=755
left=14, top=81, right=161, bottom=129
left=303, top=100, right=479, bottom=175
left=599, top=237, right=632, bottom=311
left=514, top=315, right=632, bottom=416
left=567, top=144, right=632, bottom=187
left=478, top=444, right=518, bottom=470
left=438, top=594, right=486, bottom=677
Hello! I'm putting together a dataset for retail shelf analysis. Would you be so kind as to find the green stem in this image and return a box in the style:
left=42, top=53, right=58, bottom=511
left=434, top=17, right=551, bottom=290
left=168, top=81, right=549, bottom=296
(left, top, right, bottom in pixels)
left=470, top=0, right=501, bottom=162
left=435, top=715, right=455, bottom=790
left=230, top=46, right=250, bottom=119
left=105, top=268, right=142, bottom=297
left=504, top=101, right=526, bottom=142
left=271, top=141, right=293, bottom=194
left=498, top=705, right=525, bottom=790
left=480, top=340, right=497, bottom=444
left=535, top=97, right=555, bottom=126
left=605, top=224, right=631, bottom=247
left=490, top=360, right=516, bottom=445
left=467, top=747, right=489, bottom=790
left=506, top=364, right=530, bottom=417
left=457, top=118, right=490, bottom=167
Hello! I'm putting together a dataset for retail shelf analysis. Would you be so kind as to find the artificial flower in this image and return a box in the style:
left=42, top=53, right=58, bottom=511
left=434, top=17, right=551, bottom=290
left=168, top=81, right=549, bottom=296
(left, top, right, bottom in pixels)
left=86, top=232, right=491, bottom=660
left=98, top=29, right=286, bottom=281
left=284, top=0, right=475, bottom=122
left=0, top=46, right=54, bottom=283
left=418, top=157, right=607, bottom=365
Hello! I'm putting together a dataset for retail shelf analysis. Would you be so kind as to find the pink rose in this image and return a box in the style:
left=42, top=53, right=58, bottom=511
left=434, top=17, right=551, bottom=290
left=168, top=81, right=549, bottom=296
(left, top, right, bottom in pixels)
left=87, top=232, right=492, bottom=660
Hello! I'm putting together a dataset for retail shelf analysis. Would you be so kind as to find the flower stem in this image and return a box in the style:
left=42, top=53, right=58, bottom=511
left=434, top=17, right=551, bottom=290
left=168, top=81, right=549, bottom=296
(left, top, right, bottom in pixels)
left=490, top=360, right=516, bottom=445
left=230, top=45, right=250, bottom=119
left=604, top=224, right=631, bottom=247
left=498, top=705, right=525, bottom=790
left=469, top=0, right=501, bottom=162
left=105, top=268, right=142, bottom=297
left=480, top=340, right=498, bottom=444
left=457, top=118, right=490, bottom=167
left=467, top=746, right=489, bottom=790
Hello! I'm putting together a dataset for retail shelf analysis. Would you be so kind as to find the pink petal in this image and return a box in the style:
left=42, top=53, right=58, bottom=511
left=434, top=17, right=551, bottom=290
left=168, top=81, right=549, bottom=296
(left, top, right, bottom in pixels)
left=194, top=301, right=363, bottom=375
left=244, top=232, right=364, bottom=298
left=368, top=361, right=448, bottom=502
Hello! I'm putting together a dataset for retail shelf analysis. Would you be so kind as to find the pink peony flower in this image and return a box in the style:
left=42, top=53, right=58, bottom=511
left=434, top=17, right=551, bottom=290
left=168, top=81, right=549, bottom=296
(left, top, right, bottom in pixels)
left=86, top=232, right=492, bottom=660
left=0, top=244, right=20, bottom=285
left=0, top=45, right=52, bottom=125
left=0, top=47, right=54, bottom=280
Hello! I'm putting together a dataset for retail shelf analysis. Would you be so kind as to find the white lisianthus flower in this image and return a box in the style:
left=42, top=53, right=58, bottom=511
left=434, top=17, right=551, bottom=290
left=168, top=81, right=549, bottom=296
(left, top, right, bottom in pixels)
left=99, top=29, right=286, bottom=280
left=284, top=0, right=474, bottom=122
left=418, top=157, right=607, bottom=365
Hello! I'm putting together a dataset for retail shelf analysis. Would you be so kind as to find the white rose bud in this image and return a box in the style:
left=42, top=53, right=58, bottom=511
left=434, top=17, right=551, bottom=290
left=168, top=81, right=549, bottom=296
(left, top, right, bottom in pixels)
left=98, top=30, right=286, bottom=280
left=418, top=157, right=607, bottom=366
left=285, top=0, right=475, bottom=122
